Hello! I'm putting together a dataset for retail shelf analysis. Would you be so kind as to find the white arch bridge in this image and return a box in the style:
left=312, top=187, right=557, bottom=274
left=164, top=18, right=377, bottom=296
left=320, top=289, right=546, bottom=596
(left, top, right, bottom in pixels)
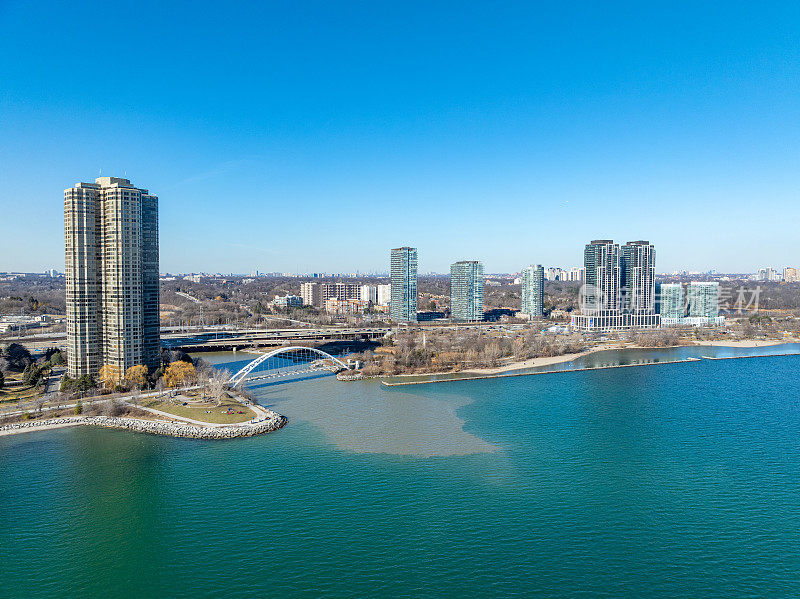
left=227, top=346, right=349, bottom=388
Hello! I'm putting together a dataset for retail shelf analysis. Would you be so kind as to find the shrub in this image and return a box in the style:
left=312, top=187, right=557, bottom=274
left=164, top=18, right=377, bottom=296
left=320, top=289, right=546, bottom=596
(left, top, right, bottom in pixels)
left=74, top=400, right=83, bottom=415
left=103, top=399, right=124, bottom=417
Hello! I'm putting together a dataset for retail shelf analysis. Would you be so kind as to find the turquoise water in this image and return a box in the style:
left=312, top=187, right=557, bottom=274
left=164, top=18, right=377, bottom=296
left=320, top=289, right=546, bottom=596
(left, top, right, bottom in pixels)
left=2, top=346, right=800, bottom=597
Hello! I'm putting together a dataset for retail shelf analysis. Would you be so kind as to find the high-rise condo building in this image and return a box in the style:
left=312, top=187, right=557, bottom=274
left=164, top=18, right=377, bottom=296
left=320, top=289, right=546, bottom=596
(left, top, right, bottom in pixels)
left=583, top=240, right=620, bottom=313
left=687, top=282, right=719, bottom=320
left=758, top=267, right=780, bottom=282
left=568, top=267, right=585, bottom=282
left=521, top=264, right=544, bottom=317
left=300, top=282, right=321, bottom=307
left=390, top=247, right=418, bottom=322
left=377, top=284, right=391, bottom=306
left=300, top=281, right=359, bottom=307
left=64, top=177, right=159, bottom=378
left=360, top=284, right=378, bottom=305
left=573, top=239, right=660, bottom=330
left=324, top=282, right=360, bottom=304
left=621, top=241, right=656, bottom=313
left=450, top=261, right=484, bottom=322
left=657, top=283, right=685, bottom=320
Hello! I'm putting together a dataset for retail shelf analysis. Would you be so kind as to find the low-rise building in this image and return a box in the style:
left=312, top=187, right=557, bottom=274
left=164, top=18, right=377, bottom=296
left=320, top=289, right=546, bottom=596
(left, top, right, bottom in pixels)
left=273, top=295, right=303, bottom=308
left=324, top=298, right=367, bottom=315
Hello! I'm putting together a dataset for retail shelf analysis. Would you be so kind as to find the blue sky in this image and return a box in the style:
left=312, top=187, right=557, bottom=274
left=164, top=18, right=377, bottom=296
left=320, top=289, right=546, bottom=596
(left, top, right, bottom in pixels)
left=1, top=1, right=799, bottom=274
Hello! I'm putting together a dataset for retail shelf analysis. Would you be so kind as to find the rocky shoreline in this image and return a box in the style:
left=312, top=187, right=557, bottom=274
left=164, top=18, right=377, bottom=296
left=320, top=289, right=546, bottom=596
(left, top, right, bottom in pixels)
left=0, top=411, right=287, bottom=439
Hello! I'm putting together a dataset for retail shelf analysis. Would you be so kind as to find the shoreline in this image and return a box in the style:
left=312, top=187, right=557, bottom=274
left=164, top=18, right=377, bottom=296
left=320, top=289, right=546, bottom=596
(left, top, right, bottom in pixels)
left=691, top=339, right=791, bottom=348
left=385, top=347, right=608, bottom=380
left=388, top=343, right=632, bottom=379
left=382, top=357, right=703, bottom=387
left=460, top=348, right=599, bottom=376
left=381, top=340, right=798, bottom=382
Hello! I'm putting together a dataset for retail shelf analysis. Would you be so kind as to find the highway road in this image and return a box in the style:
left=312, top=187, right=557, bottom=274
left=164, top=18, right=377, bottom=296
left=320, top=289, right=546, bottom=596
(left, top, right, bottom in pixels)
left=3, top=321, right=522, bottom=352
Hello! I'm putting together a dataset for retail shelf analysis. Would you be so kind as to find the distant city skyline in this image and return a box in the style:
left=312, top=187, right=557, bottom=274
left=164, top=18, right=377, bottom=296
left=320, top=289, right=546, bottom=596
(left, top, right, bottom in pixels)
left=2, top=3, right=800, bottom=273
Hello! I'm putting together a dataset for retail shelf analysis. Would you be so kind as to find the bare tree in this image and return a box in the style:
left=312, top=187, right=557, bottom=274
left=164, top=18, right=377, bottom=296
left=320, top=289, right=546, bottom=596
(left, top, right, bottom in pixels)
left=129, top=386, right=141, bottom=406
left=208, top=368, right=231, bottom=407
left=33, top=397, right=46, bottom=415
left=103, top=398, right=124, bottom=417
left=482, top=343, right=502, bottom=367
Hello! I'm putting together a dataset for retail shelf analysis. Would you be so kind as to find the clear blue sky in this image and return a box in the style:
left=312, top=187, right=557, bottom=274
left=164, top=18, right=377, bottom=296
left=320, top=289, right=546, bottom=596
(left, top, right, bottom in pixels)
left=1, top=1, right=799, bottom=274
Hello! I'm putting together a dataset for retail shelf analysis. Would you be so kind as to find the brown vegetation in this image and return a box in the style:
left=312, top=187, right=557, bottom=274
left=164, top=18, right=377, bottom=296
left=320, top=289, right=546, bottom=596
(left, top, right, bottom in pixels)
left=354, top=328, right=587, bottom=375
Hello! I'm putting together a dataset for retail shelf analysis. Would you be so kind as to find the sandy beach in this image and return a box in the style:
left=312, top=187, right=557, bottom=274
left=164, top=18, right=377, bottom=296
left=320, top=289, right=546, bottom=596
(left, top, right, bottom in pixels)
left=693, top=339, right=791, bottom=348
left=402, top=339, right=797, bottom=378
left=385, top=348, right=601, bottom=379
left=460, top=349, right=599, bottom=376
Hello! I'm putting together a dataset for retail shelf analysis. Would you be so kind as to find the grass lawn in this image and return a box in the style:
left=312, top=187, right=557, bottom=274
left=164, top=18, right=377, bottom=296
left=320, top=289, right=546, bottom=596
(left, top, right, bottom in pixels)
left=0, top=383, right=42, bottom=404
left=141, top=394, right=256, bottom=424
left=1, top=370, right=50, bottom=404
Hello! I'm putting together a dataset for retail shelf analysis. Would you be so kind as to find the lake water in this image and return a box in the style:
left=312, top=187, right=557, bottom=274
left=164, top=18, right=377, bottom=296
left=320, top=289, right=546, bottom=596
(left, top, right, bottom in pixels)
left=2, top=344, right=800, bottom=597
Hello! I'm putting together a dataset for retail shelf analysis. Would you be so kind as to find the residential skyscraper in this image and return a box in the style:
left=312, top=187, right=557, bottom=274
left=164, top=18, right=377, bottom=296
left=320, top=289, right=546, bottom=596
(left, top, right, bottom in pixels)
left=687, top=282, right=719, bottom=320
left=300, top=281, right=359, bottom=307
left=568, top=267, right=585, bottom=282
left=521, top=264, right=544, bottom=317
left=621, top=241, right=656, bottom=313
left=360, top=284, right=378, bottom=304
left=377, top=284, right=391, bottom=306
left=64, top=177, right=159, bottom=378
left=758, top=267, right=780, bottom=282
left=390, top=247, right=418, bottom=322
left=583, top=240, right=620, bottom=313
left=450, top=261, right=484, bottom=322
left=573, top=239, right=660, bottom=330
left=300, top=282, right=322, bottom=307
left=657, top=283, right=685, bottom=319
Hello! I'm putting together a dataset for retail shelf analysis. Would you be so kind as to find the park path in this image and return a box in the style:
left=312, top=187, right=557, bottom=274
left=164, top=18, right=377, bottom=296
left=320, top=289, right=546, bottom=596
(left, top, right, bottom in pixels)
left=125, top=391, right=270, bottom=428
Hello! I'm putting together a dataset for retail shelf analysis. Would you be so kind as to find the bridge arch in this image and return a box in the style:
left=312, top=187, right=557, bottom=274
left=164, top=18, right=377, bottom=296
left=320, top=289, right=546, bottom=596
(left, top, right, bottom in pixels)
left=228, top=346, right=348, bottom=388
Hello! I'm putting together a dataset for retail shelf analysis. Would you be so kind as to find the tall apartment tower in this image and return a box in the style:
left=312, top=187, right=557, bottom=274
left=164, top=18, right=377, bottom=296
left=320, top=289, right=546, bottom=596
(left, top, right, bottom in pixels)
left=583, top=240, right=621, bottom=313
left=300, top=282, right=322, bottom=307
left=360, top=284, right=378, bottom=304
left=621, top=240, right=656, bottom=313
left=574, top=239, right=660, bottom=330
left=450, top=261, right=484, bottom=322
left=377, top=284, right=391, bottom=307
left=687, top=282, right=719, bottom=320
left=657, top=283, right=685, bottom=319
left=521, top=264, right=544, bottom=317
left=390, top=247, right=418, bottom=322
left=64, top=177, right=160, bottom=378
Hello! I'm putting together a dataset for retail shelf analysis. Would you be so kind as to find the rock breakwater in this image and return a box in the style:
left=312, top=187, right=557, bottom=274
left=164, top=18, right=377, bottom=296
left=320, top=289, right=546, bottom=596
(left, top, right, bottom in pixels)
left=0, top=411, right=287, bottom=439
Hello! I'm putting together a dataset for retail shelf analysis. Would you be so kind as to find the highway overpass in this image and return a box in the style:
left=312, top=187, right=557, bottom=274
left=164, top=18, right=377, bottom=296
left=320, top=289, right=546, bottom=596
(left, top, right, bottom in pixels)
left=3, top=326, right=391, bottom=352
